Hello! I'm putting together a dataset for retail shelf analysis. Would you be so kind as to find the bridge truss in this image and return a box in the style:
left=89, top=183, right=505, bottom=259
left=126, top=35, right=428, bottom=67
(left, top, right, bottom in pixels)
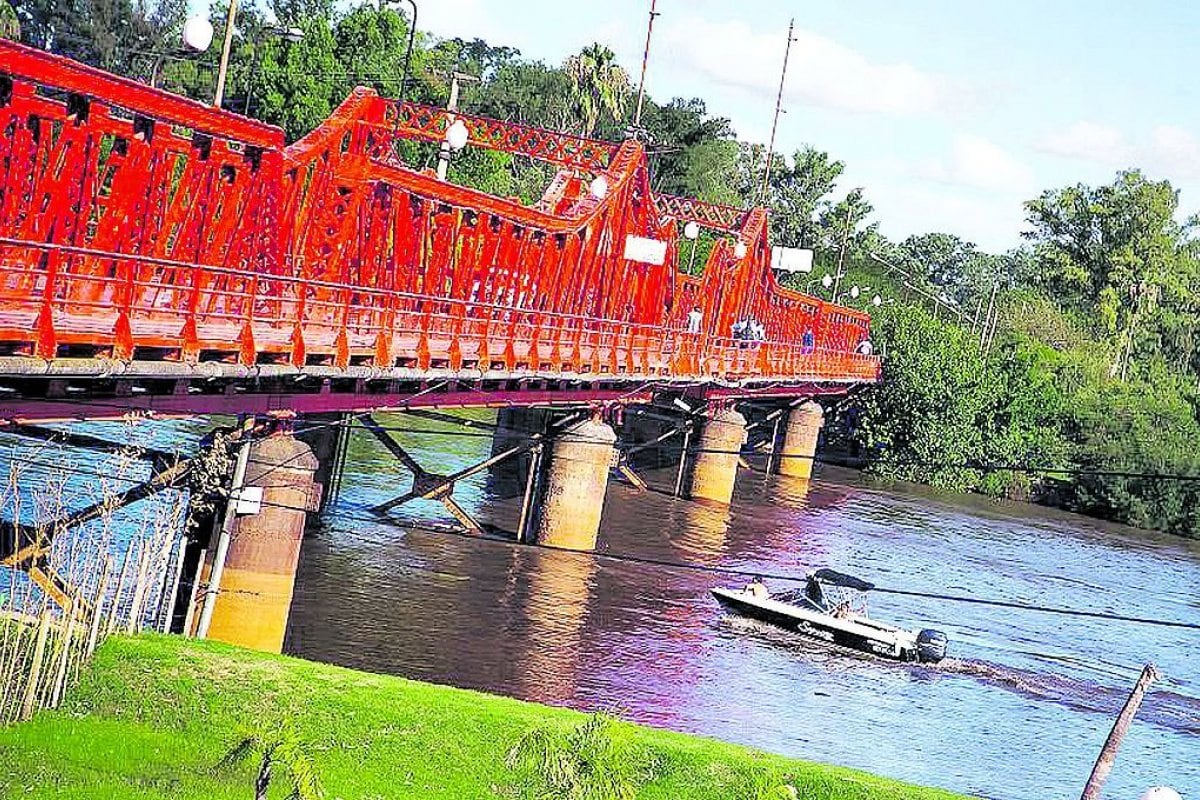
left=0, top=39, right=878, bottom=422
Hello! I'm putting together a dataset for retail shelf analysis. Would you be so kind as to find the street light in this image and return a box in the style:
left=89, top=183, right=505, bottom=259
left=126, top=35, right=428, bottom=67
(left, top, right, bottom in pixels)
left=822, top=273, right=833, bottom=289
left=589, top=175, right=609, bottom=200
left=147, top=15, right=214, bottom=89
left=182, top=16, right=214, bottom=52
left=850, top=285, right=860, bottom=300
left=872, top=294, right=883, bottom=307
left=734, top=241, right=747, bottom=259
left=435, top=71, right=479, bottom=180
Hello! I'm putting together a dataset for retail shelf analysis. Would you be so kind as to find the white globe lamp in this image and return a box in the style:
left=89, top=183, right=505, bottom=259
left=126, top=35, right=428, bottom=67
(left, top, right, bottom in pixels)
left=821, top=273, right=833, bottom=289
left=445, top=119, right=469, bottom=152
left=872, top=294, right=883, bottom=307
left=734, top=241, right=747, bottom=259
left=683, top=221, right=700, bottom=241
left=589, top=175, right=609, bottom=200
left=850, top=285, right=860, bottom=299
left=182, top=16, right=215, bottom=53
left=1139, top=788, right=1181, bottom=800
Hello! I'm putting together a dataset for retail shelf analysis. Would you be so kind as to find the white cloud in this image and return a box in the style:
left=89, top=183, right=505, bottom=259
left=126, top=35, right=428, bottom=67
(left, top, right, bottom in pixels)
left=1036, top=121, right=1200, bottom=180
left=914, top=134, right=1035, bottom=193
left=659, top=16, right=977, bottom=116
left=1149, top=125, right=1200, bottom=180
left=1035, top=121, right=1131, bottom=164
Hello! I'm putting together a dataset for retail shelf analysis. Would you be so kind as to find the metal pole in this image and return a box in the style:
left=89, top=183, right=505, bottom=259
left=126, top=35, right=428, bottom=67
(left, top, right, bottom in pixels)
left=397, top=0, right=418, bottom=101
left=673, top=423, right=693, bottom=498
left=516, top=443, right=543, bottom=543
left=832, top=205, right=851, bottom=304
left=1080, top=663, right=1159, bottom=800
left=194, top=435, right=252, bottom=639
left=758, top=18, right=795, bottom=206
left=213, top=0, right=239, bottom=108
left=436, top=73, right=464, bottom=181
left=631, top=0, right=659, bottom=132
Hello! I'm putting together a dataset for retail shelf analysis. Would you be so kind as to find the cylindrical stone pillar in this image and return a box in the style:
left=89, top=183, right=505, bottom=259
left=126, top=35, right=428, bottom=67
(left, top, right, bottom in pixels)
left=535, top=418, right=616, bottom=551
left=686, top=408, right=747, bottom=505
left=777, top=401, right=824, bottom=480
left=207, top=433, right=318, bottom=653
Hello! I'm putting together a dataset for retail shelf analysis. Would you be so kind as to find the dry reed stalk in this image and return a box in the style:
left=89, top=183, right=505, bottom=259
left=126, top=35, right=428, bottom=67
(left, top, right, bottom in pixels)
left=124, top=539, right=153, bottom=635
left=159, top=537, right=187, bottom=634
left=18, top=603, right=52, bottom=721
left=105, top=542, right=137, bottom=637
left=181, top=547, right=207, bottom=638
left=85, top=556, right=113, bottom=659
left=49, top=597, right=80, bottom=708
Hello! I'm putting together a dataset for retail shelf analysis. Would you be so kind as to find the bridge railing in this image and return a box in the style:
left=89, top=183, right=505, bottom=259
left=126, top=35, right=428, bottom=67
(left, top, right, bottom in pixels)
left=0, top=237, right=879, bottom=382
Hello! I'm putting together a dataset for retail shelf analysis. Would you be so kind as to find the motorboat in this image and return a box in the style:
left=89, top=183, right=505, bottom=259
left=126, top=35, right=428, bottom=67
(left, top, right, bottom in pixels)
left=712, top=568, right=948, bottom=663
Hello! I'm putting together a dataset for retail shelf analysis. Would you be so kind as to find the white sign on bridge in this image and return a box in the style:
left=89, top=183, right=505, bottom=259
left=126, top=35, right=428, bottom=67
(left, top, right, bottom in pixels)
left=771, top=246, right=814, bottom=273
left=624, top=235, right=668, bottom=265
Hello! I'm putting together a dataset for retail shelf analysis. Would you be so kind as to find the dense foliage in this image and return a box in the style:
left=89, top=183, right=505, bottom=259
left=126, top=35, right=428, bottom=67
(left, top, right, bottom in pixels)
left=9, top=0, right=1200, bottom=537
left=848, top=172, right=1200, bottom=537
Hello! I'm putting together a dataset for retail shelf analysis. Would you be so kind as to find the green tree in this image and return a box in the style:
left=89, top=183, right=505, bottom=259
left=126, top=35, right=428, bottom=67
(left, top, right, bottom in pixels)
left=0, top=1, right=20, bottom=38
left=764, top=146, right=845, bottom=248
left=1024, top=169, right=1193, bottom=378
left=564, top=43, right=631, bottom=137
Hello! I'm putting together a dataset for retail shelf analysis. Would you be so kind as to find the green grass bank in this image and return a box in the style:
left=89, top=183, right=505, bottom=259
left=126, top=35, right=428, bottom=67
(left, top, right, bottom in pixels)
left=0, top=635, right=968, bottom=799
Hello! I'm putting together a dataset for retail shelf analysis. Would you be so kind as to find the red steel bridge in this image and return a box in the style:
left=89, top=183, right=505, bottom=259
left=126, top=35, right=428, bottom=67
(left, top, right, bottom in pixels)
left=0, top=40, right=879, bottom=423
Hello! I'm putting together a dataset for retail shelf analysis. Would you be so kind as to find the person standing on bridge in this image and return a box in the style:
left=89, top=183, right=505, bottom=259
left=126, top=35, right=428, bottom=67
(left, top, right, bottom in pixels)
left=686, top=306, right=703, bottom=334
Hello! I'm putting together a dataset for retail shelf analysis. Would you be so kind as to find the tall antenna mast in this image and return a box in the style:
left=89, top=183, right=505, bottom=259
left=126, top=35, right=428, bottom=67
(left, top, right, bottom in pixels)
left=631, top=0, right=660, bottom=135
left=759, top=18, right=796, bottom=205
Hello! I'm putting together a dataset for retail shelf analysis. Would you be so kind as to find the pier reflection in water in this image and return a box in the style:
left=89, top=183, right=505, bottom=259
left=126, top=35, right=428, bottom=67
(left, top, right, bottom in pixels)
left=285, top=412, right=1200, bottom=800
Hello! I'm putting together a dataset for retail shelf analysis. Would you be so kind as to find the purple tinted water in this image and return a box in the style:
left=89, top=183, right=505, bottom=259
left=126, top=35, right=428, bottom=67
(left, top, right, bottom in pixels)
left=285, top=413, right=1200, bottom=800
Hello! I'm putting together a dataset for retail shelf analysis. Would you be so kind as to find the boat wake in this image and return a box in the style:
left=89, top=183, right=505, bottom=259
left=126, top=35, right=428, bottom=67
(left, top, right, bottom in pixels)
left=717, top=616, right=1200, bottom=736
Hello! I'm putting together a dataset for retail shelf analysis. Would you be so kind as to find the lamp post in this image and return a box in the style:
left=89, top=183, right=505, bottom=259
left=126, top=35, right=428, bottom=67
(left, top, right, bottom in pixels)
left=435, top=71, right=478, bottom=180
left=759, top=18, right=796, bottom=205
left=380, top=0, right=419, bottom=101
left=629, top=0, right=660, bottom=137
left=244, top=25, right=304, bottom=115
left=212, top=0, right=239, bottom=108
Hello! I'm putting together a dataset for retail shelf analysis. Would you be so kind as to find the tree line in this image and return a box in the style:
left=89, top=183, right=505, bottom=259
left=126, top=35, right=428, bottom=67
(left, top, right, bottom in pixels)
left=5, top=1, right=1200, bottom=537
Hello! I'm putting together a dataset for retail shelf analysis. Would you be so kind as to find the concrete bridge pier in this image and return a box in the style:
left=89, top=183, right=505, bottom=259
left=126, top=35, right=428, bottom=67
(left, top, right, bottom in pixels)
left=775, top=401, right=824, bottom=480
left=533, top=417, right=617, bottom=551
left=205, top=431, right=319, bottom=653
left=683, top=407, right=747, bottom=505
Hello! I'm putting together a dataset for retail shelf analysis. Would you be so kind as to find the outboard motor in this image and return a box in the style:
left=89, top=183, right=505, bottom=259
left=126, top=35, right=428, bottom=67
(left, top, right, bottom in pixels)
left=916, top=629, right=948, bottom=663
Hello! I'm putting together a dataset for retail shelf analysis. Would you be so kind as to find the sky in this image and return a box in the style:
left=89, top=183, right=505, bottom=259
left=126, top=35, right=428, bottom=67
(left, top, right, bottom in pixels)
left=378, top=0, right=1200, bottom=254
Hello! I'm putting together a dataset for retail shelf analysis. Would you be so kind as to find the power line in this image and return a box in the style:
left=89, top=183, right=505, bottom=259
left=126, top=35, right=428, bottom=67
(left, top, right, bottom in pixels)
left=5, top=434, right=1199, bottom=634
left=246, top=495, right=1200, bottom=634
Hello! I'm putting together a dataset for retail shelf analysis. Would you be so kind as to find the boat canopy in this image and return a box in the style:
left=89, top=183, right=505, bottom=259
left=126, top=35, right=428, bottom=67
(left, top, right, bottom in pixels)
left=811, top=568, right=875, bottom=592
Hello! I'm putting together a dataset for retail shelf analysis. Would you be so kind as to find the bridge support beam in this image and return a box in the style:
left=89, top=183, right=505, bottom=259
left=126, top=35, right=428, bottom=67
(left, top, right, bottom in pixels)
left=684, top=408, right=747, bottom=505
left=775, top=401, right=824, bottom=480
left=296, top=413, right=351, bottom=520
left=534, top=418, right=616, bottom=551
left=205, top=432, right=318, bottom=653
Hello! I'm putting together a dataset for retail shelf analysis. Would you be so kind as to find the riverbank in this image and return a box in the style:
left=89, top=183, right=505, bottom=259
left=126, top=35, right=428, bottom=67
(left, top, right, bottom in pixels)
left=0, top=634, right=968, bottom=799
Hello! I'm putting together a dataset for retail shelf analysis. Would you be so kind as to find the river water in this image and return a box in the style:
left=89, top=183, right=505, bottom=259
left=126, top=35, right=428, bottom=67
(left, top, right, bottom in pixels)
left=279, top=411, right=1200, bottom=800
left=12, top=413, right=1190, bottom=800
